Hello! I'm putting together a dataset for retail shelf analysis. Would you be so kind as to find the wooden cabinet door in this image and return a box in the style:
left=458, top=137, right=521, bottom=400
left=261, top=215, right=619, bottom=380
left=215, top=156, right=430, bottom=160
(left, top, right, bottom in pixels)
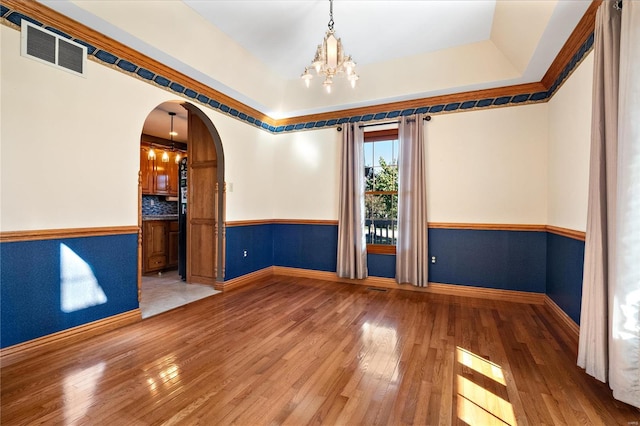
left=155, top=151, right=170, bottom=195
left=168, top=221, right=179, bottom=268
left=167, top=156, right=179, bottom=197
left=143, top=220, right=167, bottom=273
left=140, top=145, right=155, bottom=194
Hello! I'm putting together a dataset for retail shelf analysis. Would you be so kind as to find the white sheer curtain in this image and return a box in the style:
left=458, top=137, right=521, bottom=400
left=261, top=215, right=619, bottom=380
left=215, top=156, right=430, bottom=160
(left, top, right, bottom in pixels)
left=396, top=114, right=428, bottom=287
left=336, top=123, right=368, bottom=279
left=610, top=0, right=639, bottom=408
left=579, top=0, right=639, bottom=409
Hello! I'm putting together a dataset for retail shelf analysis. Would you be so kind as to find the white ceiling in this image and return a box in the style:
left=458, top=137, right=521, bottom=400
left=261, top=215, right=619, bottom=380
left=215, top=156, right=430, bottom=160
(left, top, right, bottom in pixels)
left=38, top=0, right=592, bottom=138
left=183, top=0, right=497, bottom=79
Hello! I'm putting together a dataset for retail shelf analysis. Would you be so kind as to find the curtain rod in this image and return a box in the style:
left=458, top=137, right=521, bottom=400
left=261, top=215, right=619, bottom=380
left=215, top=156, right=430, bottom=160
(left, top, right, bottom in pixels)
left=336, top=116, right=431, bottom=131
left=359, top=116, right=431, bottom=129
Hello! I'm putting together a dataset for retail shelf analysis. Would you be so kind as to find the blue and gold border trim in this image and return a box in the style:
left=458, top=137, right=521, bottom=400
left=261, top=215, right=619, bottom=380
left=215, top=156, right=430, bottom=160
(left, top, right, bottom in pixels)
left=1, top=0, right=598, bottom=134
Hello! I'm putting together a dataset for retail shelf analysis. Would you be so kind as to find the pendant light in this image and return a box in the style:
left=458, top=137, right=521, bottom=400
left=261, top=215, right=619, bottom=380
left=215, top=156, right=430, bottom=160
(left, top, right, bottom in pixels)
left=168, top=112, right=178, bottom=164
left=301, top=0, right=358, bottom=93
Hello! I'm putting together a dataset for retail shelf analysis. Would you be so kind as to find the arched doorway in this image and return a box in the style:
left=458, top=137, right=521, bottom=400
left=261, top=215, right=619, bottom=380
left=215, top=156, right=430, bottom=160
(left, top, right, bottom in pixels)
left=138, top=101, right=225, bottom=317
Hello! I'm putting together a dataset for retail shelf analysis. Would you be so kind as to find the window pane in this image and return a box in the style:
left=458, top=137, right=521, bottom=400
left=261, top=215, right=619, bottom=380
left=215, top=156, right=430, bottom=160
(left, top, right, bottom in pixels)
left=365, top=194, right=398, bottom=245
left=364, top=165, right=374, bottom=191
left=374, top=140, right=395, bottom=168
left=363, top=143, right=373, bottom=167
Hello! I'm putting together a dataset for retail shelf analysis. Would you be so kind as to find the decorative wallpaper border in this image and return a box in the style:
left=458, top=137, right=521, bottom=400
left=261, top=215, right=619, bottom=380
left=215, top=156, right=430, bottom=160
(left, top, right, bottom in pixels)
left=0, top=1, right=595, bottom=134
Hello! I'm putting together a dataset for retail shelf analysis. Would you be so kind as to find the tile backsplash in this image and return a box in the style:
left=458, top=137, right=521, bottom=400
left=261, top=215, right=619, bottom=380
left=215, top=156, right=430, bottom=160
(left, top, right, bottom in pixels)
left=142, top=195, right=178, bottom=216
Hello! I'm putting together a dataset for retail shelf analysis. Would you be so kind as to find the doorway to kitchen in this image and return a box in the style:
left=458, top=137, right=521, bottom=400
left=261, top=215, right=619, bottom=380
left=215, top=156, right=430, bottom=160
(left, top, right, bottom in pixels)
left=138, top=101, right=225, bottom=318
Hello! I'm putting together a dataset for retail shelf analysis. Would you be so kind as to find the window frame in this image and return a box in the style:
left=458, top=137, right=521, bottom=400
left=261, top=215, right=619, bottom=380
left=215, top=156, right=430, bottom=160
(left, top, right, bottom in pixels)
left=364, top=128, right=399, bottom=255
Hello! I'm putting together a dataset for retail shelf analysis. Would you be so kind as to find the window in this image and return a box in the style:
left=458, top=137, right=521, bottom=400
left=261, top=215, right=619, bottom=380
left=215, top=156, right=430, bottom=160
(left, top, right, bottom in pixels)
left=364, top=128, right=399, bottom=254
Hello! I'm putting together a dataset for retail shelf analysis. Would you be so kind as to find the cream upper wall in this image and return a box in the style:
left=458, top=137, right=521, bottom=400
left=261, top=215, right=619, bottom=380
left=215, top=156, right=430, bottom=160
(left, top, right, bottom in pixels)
left=547, top=52, right=593, bottom=232
left=61, top=0, right=283, bottom=114
left=2, top=27, right=140, bottom=231
left=271, top=128, right=340, bottom=221
left=0, top=25, right=273, bottom=231
left=214, top=112, right=275, bottom=222
left=2, top=20, right=592, bottom=231
left=268, top=104, right=549, bottom=224
left=426, top=104, right=549, bottom=224
left=491, top=0, right=556, bottom=74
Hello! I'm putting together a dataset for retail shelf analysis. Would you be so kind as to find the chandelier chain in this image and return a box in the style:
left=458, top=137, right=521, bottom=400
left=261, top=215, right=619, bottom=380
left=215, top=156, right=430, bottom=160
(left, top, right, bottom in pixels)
left=328, top=0, right=334, bottom=31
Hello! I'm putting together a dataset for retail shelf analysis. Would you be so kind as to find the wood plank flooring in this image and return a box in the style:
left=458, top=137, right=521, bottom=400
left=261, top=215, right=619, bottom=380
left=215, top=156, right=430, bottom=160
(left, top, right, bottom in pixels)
left=2, top=275, right=638, bottom=425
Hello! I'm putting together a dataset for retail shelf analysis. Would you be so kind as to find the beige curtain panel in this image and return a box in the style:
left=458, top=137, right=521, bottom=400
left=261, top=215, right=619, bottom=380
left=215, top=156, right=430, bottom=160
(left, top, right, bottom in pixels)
left=396, top=114, right=428, bottom=287
left=579, top=0, right=639, bottom=409
left=336, top=123, right=368, bottom=280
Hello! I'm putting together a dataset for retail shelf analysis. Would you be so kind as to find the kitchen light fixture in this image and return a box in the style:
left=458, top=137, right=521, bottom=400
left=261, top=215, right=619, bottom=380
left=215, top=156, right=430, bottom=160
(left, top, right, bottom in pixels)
left=166, top=111, right=177, bottom=163
left=301, top=0, right=358, bottom=93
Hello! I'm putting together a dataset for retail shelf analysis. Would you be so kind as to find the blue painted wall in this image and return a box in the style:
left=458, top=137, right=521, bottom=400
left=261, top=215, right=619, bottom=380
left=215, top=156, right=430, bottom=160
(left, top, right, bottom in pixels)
left=546, top=233, right=585, bottom=324
left=273, top=223, right=338, bottom=272
left=368, top=253, right=396, bottom=278
left=225, top=224, right=273, bottom=280
left=1, top=225, right=586, bottom=348
left=429, top=229, right=547, bottom=293
left=227, top=224, right=553, bottom=295
left=1, top=233, right=138, bottom=348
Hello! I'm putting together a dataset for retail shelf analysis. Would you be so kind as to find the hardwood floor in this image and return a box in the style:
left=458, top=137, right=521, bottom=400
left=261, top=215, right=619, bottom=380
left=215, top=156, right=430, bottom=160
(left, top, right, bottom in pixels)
left=2, top=275, right=638, bottom=425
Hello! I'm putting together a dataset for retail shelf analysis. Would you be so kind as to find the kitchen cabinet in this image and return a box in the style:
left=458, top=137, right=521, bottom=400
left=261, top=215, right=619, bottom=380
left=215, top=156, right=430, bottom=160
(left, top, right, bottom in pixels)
left=139, top=145, right=154, bottom=194
left=143, top=219, right=179, bottom=274
left=167, top=220, right=179, bottom=268
left=140, top=139, right=183, bottom=197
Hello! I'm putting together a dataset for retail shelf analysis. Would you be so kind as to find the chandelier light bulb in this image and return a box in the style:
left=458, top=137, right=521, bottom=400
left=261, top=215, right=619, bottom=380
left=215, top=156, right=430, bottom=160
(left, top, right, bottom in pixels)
left=148, top=148, right=155, bottom=160
left=349, top=73, right=359, bottom=89
left=162, top=151, right=170, bottom=163
left=301, top=68, right=313, bottom=88
left=175, top=153, right=181, bottom=164
left=324, top=78, right=332, bottom=93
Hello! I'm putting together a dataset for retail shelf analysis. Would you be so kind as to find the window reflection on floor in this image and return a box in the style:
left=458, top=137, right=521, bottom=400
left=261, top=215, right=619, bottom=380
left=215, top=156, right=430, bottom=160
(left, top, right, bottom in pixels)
left=63, top=361, right=106, bottom=425
left=360, top=321, right=400, bottom=383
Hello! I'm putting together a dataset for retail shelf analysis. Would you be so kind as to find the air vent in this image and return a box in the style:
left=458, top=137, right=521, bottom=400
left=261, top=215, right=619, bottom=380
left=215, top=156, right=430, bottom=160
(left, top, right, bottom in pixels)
left=21, top=21, right=86, bottom=77
left=367, top=287, right=388, bottom=292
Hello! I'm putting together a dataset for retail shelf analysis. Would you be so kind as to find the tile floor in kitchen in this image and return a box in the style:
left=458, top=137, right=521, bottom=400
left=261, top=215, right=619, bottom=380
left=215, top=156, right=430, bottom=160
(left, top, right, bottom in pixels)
left=140, top=270, right=220, bottom=319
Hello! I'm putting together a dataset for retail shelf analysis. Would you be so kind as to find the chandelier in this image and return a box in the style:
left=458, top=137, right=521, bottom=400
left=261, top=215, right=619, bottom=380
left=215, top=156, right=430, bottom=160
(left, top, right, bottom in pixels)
left=301, top=0, right=358, bottom=93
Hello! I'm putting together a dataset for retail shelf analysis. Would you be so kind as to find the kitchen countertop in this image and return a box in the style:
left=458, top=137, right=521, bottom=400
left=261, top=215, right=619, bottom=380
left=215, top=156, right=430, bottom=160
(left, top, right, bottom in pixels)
left=142, top=215, right=178, bottom=221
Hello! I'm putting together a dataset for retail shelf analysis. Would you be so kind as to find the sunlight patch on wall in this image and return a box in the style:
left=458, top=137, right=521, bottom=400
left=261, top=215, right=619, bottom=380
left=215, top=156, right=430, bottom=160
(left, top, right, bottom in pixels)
left=60, top=243, right=107, bottom=313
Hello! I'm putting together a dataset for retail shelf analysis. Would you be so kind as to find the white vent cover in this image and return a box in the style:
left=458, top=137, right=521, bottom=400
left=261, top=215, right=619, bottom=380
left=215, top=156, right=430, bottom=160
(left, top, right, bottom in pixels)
left=21, top=21, right=87, bottom=77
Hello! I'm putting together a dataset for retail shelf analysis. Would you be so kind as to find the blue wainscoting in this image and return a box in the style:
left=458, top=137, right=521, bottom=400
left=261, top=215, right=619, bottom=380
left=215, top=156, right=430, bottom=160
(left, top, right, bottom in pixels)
left=225, top=224, right=274, bottom=280
left=428, top=229, right=547, bottom=293
left=223, top=223, right=585, bottom=324
left=273, top=223, right=338, bottom=272
left=0, top=233, right=138, bottom=348
left=368, top=253, right=396, bottom=278
left=546, top=232, right=585, bottom=324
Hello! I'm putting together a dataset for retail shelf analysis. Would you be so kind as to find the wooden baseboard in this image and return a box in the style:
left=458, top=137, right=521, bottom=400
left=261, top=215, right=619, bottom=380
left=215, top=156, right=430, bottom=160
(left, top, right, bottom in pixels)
left=544, top=295, right=580, bottom=341
left=271, top=266, right=545, bottom=305
left=0, top=309, right=141, bottom=367
left=216, top=267, right=274, bottom=291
